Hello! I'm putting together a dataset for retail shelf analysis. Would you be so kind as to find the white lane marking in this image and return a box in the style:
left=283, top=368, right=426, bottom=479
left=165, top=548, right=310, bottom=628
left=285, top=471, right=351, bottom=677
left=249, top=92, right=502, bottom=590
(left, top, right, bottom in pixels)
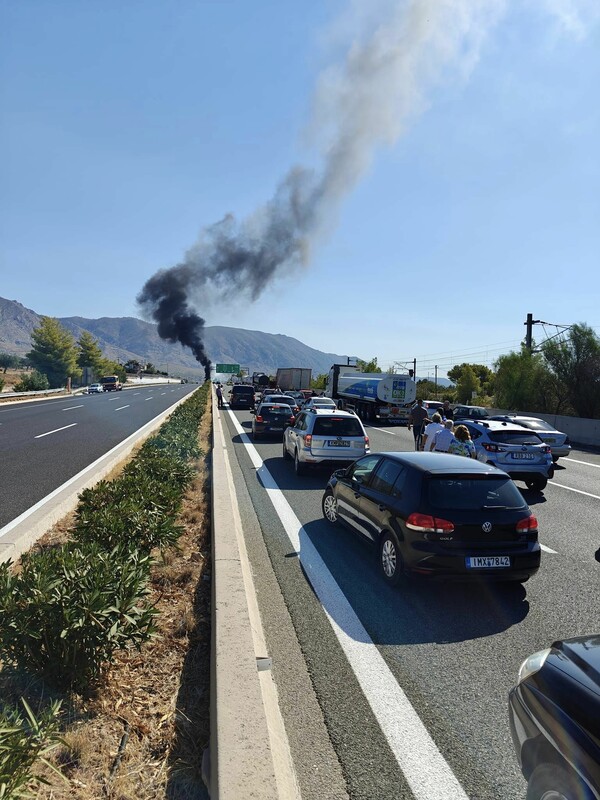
left=366, top=425, right=402, bottom=436
left=62, top=405, right=84, bottom=411
left=160, top=392, right=166, bottom=395
left=226, top=410, right=468, bottom=800
left=551, top=482, right=600, bottom=501
left=133, top=392, right=141, bottom=396
left=1, top=393, right=198, bottom=540
left=145, top=397, right=153, bottom=401
left=114, top=405, right=130, bottom=411
left=34, top=423, right=78, bottom=439
left=540, top=544, right=558, bottom=554
left=568, top=458, right=600, bottom=469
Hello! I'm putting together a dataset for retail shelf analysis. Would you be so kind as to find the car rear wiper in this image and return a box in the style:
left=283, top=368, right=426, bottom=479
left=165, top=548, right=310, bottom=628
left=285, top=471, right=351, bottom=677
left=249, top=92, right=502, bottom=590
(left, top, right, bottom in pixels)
left=481, top=504, right=521, bottom=510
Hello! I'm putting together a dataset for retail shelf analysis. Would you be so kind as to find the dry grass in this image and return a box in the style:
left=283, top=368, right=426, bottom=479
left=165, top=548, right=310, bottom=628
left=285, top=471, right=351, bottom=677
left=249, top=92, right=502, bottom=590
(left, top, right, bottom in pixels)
left=2, top=400, right=213, bottom=799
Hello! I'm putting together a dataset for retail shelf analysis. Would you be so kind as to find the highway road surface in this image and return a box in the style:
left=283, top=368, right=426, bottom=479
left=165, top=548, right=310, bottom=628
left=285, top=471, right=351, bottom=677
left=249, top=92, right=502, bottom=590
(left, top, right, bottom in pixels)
left=0, top=384, right=196, bottom=529
left=220, top=402, right=600, bottom=800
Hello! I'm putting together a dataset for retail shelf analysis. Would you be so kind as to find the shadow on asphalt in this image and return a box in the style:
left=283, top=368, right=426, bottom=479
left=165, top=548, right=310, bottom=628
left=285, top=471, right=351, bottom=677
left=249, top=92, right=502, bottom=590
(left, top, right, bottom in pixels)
left=297, top=518, right=531, bottom=646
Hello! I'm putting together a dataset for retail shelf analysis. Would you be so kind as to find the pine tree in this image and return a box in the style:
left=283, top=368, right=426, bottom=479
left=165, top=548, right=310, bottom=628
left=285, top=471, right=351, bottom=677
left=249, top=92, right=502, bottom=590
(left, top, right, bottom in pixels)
left=27, top=317, right=81, bottom=388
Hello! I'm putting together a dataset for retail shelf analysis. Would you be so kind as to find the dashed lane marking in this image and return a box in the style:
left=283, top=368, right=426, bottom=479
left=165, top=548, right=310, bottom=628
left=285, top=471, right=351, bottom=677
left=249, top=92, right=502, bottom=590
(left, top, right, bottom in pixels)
left=34, top=423, right=78, bottom=439
left=114, top=405, right=130, bottom=411
left=568, top=458, right=600, bottom=469
left=62, top=405, right=84, bottom=411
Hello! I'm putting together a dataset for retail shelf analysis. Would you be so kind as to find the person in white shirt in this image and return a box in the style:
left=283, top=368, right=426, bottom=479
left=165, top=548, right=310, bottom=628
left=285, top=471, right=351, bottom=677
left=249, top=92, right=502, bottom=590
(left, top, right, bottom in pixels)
left=422, top=412, right=444, bottom=451
left=431, top=420, right=455, bottom=452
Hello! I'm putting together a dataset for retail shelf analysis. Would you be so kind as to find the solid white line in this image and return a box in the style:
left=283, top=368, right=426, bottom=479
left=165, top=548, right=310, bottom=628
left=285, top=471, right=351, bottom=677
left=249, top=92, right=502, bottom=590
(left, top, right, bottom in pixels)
left=226, top=409, right=468, bottom=800
left=551, top=482, right=600, bottom=501
left=0, top=394, right=195, bottom=540
left=62, top=405, right=84, bottom=411
left=114, top=405, right=130, bottom=411
left=34, top=423, right=77, bottom=439
left=568, top=458, right=600, bottom=469
left=540, top=544, right=558, bottom=554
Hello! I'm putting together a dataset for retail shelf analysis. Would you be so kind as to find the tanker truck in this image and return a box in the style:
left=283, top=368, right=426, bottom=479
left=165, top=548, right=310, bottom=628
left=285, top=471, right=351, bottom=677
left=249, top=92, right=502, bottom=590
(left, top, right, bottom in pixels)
left=325, top=364, right=416, bottom=424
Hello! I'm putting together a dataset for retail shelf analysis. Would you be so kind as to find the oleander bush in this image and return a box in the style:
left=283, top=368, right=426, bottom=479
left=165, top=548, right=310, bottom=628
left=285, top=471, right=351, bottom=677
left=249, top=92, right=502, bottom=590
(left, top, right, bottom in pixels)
left=0, top=543, right=156, bottom=692
left=0, top=699, right=63, bottom=799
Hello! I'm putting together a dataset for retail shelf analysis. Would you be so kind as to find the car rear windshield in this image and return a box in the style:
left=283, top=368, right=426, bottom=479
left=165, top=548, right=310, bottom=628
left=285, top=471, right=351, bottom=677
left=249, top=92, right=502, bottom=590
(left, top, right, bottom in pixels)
left=265, top=396, right=294, bottom=405
left=516, top=419, right=555, bottom=432
left=427, top=477, right=526, bottom=510
left=489, top=431, right=543, bottom=445
left=313, top=418, right=364, bottom=436
left=261, top=405, right=292, bottom=416
left=233, top=387, right=254, bottom=395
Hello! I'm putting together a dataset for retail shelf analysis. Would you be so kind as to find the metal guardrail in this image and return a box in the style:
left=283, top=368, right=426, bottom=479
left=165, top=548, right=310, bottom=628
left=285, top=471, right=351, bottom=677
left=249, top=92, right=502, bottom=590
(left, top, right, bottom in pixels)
left=0, top=388, right=68, bottom=399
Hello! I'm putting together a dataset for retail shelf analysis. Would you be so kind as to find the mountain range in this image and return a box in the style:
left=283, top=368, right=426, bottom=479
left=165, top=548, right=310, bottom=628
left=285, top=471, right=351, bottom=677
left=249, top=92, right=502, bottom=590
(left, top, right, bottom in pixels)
left=0, top=296, right=355, bottom=378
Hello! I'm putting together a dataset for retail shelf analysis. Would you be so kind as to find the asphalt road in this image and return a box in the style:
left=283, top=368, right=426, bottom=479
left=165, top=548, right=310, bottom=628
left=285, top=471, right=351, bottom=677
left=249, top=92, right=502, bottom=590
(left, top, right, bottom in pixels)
left=221, top=402, right=600, bottom=800
left=0, top=384, right=197, bottom=529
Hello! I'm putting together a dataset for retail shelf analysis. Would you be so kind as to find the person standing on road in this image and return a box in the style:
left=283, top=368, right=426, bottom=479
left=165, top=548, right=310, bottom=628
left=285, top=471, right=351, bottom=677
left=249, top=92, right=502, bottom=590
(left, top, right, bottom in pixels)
left=216, top=385, right=224, bottom=409
left=448, top=424, right=477, bottom=458
left=431, top=420, right=455, bottom=452
left=408, top=399, right=428, bottom=450
left=441, top=400, right=454, bottom=421
left=422, top=412, right=444, bottom=452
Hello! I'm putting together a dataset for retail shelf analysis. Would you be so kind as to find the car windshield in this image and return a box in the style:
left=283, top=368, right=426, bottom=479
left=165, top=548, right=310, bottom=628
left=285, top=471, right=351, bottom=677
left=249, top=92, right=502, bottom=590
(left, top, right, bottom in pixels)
left=260, top=405, right=292, bottom=416
left=313, top=418, right=363, bottom=436
left=312, top=399, right=336, bottom=405
left=489, top=431, right=543, bottom=445
left=427, top=477, right=526, bottom=510
left=516, top=418, right=555, bottom=432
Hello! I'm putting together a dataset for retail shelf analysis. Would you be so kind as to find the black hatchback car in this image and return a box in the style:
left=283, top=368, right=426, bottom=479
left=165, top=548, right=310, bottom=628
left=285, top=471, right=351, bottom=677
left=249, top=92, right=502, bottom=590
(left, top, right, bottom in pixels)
left=509, top=636, right=600, bottom=799
left=321, top=452, right=541, bottom=586
left=229, top=384, right=255, bottom=409
left=252, top=403, right=296, bottom=439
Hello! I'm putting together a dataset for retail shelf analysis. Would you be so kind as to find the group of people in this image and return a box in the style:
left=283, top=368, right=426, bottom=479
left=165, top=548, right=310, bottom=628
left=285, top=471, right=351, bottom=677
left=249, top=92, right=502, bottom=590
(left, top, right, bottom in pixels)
left=407, top=399, right=476, bottom=458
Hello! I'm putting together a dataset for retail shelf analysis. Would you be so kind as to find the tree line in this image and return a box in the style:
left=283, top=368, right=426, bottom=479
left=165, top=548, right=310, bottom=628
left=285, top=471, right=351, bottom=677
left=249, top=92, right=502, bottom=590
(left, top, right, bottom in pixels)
left=310, top=324, right=600, bottom=419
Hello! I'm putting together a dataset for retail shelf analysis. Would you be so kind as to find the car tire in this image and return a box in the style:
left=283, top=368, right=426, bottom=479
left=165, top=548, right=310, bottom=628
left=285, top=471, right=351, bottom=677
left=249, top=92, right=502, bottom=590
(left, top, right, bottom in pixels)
left=525, top=477, right=548, bottom=492
left=283, top=440, right=291, bottom=460
left=294, top=450, right=307, bottom=476
left=379, top=530, right=403, bottom=586
left=526, top=761, right=588, bottom=800
left=552, top=456, right=559, bottom=463
left=322, top=490, right=339, bottom=524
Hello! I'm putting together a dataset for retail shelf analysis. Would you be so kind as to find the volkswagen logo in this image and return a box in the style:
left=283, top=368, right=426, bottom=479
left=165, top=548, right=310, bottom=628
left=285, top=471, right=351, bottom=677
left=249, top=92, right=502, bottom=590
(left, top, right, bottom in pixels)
left=482, top=522, right=492, bottom=533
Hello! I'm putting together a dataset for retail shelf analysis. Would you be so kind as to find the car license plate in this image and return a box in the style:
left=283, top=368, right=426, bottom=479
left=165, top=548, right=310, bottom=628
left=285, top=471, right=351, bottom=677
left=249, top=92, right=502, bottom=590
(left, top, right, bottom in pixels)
left=270, top=427, right=283, bottom=431
left=512, top=452, right=535, bottom=460
left=328, top=440, right=351, bottom=447
left=466, top=556, right=510, bottom=568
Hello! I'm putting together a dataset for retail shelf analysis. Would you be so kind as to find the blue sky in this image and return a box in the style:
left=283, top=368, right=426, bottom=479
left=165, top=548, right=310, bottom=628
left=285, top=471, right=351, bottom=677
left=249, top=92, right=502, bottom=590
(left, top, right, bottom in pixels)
left=1, top=0, right=598, bottom=377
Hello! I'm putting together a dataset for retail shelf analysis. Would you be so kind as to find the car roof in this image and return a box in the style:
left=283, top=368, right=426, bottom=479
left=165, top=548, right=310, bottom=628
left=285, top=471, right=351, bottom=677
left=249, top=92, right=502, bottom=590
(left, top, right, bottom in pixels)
left=460, top=419, right=539, bottom=433
left=373, top=451, right=509, bottom=476
left=308, top=408, right=356, bottom=417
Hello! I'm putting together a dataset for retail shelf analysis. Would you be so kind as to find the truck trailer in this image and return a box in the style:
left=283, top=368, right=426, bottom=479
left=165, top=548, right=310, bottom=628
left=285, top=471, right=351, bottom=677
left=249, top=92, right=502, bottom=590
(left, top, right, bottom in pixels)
left=275, top=368, right=312, bottom=392
left=325, top=364, right=416, bottom=424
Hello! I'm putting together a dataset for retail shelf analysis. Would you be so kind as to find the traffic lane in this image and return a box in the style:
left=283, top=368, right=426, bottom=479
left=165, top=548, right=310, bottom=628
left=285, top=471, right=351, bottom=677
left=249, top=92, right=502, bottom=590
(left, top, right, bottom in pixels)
left=548, top=457, right=600, bottom=498
left=229, top=411, right=600, bottom=799
left=0, top=385, right=196, bottom=529
left=528, top=487, right=600, bottom=563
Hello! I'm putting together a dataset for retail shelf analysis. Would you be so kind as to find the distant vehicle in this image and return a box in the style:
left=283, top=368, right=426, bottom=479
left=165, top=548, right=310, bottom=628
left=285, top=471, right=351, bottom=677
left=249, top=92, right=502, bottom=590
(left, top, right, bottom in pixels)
left=453, top=405, right=489, bottom=420
left=458, top=419, right=554, bottom=492
left=229, top=384, right=255, bottom=409
left=422, top=400, right=445, bottom=418
left=87, top=383, right=104, bottom=394
left=301, top=397, right=337, bottom=411
left=284, top=390, right=306, bottom=404
left=99, top=375, right=122, bottom=391
left=488, top=416, right=571, bottom=462
left=325, top=364, right=417, bottom=424
left=262, top=394, right=300, bottom=415
left=509, top=635, right=600, bottom=800
left=283, top=408, right=369, bottom=476
left=251, top=403, right=296, bottom=439
left=322, top=452, right=541, bottom=585
left=275, top=368, right=312, bottom=392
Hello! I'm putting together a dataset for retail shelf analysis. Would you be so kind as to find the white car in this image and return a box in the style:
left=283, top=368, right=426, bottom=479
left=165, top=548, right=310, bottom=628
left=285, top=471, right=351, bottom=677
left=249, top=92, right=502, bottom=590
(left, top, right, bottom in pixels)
left=301, top=397, right=337, bottom=411
left=489, top=415, right=571, bottom=462
left=88, top=383, right=104, bottom=394
left=283, top=408, right=369, bottom=475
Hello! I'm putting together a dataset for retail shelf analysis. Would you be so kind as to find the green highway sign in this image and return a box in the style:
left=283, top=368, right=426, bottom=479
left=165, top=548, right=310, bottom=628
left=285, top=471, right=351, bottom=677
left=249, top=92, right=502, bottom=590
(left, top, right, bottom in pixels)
left=215, top=363, right=240, bottom=374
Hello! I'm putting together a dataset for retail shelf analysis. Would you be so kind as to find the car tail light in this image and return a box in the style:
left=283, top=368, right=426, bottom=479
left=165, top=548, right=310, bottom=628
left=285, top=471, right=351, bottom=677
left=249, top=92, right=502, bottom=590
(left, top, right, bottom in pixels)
left=305, top=434, right=312, bottom=448
left=255, top=415, right=263, bottom=423
left=516, top=515, right=538, bottom=533
left=289, top=416, right=295, bottom=424
left=364, top=436, right=369, bottom=447
left=482, top=442, right=501, bottom=453
left=406, top=513, right=454, bottom=534
left=541, top=445, right=551, bottom=454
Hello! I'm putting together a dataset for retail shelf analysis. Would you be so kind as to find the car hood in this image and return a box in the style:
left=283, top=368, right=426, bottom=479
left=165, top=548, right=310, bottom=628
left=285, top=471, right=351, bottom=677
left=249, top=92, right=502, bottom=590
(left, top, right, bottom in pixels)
left=549, top=636, right=600, bottom=697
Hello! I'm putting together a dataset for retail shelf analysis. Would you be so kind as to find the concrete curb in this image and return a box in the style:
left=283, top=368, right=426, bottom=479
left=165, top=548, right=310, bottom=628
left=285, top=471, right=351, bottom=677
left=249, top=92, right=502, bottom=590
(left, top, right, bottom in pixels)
left=0, top=388, right=199, bottom=565
left=208, top=397, right=299, bottom=799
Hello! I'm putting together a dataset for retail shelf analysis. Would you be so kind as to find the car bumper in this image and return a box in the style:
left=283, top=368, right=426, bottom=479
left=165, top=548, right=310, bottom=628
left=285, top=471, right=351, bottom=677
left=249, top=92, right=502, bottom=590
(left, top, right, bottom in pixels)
left=550, top=445, right=571, bottom=457
left=405, top=542, right=541, bottom=581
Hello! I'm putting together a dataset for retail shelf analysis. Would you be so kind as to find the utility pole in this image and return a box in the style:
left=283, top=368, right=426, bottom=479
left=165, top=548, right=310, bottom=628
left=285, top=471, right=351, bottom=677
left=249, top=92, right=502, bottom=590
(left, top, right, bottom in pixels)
left=413, top=357, right=417, bottom=380
left=435, top=365, right=438, bottom=398
left=524, top=313, right=541, bottom=351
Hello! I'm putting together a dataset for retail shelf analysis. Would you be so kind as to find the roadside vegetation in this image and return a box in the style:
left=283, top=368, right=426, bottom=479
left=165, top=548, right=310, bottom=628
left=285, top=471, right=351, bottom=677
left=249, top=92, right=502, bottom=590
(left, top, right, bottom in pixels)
left=0, top=383, right=212, bottom=798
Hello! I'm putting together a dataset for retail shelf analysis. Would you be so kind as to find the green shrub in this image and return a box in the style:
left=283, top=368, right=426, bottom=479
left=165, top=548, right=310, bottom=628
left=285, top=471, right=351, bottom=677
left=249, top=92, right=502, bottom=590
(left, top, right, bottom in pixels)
left=0, top=544, right=156, bottom=692
left=0, top=698, right=63, bottom=799
left=13, top=371, right=49, bottom=392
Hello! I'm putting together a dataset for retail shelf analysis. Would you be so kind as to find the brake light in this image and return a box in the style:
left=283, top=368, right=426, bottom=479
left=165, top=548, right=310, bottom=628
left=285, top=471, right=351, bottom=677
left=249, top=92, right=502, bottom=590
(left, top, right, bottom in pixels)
left=255, top=415, right=263, bottom=423
left=482, top=442, right=501, bottom=452
left=541, top=445, right=551, bottom=454
left=406, top=513, right=454, bottom=534
left=289, top=416, right=295, bottom=424
left=516, top=515, right=538, bottom=533
left=305, top=434, right=312, bottom=448
left=364, top=436, right=369, bottom=447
